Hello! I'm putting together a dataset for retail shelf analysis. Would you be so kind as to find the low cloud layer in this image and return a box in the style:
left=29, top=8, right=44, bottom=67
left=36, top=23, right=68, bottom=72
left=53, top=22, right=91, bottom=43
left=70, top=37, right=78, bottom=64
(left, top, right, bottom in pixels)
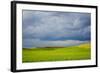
left=23, top=39, right=89, bottom=48
left=22, top=10, right=91, bottom=48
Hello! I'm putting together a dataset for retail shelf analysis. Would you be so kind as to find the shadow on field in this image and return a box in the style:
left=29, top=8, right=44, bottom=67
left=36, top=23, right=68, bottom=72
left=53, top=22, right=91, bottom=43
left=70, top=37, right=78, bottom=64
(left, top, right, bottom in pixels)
left=23, top=47, right=65, bottom=51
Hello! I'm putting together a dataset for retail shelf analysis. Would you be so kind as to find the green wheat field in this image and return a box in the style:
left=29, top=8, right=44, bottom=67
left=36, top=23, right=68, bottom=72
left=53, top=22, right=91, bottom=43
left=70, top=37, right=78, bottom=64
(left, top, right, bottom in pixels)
left=22, top=43, right=91, bottom=63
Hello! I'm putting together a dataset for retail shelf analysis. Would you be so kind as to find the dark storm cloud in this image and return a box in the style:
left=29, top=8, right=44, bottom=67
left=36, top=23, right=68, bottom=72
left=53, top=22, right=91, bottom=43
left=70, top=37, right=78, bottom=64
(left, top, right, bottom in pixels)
left=22, top=10, right=91, bottom=48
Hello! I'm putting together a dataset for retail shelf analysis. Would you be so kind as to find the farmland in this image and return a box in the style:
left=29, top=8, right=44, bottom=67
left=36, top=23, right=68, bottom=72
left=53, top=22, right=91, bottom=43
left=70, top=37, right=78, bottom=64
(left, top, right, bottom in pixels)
left=22, top=43, right=91, bottom=63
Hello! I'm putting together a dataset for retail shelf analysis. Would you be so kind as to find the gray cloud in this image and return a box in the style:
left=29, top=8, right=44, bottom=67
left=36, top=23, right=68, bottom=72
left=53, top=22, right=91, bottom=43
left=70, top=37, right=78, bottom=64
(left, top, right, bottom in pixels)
left=22, top=10, right=91, bottom=48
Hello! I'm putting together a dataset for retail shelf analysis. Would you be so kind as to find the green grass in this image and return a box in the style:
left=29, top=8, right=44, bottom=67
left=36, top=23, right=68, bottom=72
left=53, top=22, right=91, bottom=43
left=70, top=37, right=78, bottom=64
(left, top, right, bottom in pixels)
left=22, top=43, right=91, bottom=63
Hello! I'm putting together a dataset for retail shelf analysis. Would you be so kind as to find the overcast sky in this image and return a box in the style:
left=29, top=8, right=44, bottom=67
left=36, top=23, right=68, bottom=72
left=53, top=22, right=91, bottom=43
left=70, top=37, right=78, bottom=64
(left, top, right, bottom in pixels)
left=22, top=10, right=91, bottom=48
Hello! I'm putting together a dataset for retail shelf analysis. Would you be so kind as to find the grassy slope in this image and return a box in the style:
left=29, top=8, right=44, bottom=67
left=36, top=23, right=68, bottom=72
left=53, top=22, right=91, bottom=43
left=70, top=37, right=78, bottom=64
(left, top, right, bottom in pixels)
left=22, top=43, right=91, bottom=63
